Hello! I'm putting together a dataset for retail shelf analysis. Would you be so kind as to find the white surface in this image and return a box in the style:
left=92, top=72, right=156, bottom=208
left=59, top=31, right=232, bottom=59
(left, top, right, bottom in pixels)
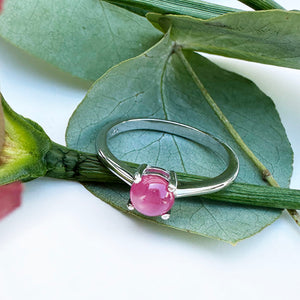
left=0, top=1, right=300, bottom=300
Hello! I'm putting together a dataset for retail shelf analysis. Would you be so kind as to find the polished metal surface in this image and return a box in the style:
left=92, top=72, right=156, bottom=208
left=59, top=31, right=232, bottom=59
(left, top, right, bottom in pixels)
left=96, top=119, right=239, bottom=198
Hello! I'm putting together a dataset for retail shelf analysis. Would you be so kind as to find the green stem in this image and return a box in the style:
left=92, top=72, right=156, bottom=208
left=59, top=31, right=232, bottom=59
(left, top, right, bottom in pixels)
left=238, top=0, right=284, bottom=10
left=45, top=143, right=118, bottom=182
left=175, top=48, right=300, bottom=226
left=44, top=143, right=300, bottom=210
left=105, top=0, right=241, bottom=19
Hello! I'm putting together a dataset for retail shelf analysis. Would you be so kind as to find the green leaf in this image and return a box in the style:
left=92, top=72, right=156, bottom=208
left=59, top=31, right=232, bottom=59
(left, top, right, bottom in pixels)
left=147, top=10, right=300, bottom=70
left=0, top=0, right=162, bottom=81
left=0, top=95, right=51, bottom=184
left=66, top=34, right=293, bottom=243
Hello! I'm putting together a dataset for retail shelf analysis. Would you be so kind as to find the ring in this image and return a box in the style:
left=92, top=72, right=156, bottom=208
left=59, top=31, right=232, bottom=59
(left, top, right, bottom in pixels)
left=96, top=119, right=239, bottom=220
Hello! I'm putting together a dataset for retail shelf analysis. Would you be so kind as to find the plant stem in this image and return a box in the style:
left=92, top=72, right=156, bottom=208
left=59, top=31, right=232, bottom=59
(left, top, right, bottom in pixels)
left=105, top=0, right=241, bottom=19
left=45, top=143, right=119, bottom=182
left=44, top=143, right=300, bottom=210
left=175, top=48, right=300, bottom=226
left=238, top=0, right=284, bottom=10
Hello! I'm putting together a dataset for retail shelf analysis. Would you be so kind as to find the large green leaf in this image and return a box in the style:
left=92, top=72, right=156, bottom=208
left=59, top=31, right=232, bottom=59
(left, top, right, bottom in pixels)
left=0, top=0, right=162, bottom=81
left=66, top=34, right=293, bottom=243
left=147, top=10, right=300, bottom=69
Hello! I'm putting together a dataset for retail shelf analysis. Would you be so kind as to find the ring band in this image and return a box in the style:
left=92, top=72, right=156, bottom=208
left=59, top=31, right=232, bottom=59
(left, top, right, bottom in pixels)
left=96, top=119, right=239, bottom=219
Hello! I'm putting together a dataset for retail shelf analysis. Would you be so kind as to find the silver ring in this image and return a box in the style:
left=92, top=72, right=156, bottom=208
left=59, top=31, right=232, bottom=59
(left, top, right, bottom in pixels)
left=96, top=119, right=239, bottom=220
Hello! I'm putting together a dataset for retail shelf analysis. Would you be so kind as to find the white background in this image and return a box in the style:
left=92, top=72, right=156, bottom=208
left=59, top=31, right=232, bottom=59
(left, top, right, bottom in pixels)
left=0, top=1, right=300, bottom=299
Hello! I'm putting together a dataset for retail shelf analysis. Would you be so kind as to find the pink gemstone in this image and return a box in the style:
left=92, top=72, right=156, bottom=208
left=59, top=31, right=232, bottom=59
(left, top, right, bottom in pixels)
left=130, top=174, right=175, bottom=217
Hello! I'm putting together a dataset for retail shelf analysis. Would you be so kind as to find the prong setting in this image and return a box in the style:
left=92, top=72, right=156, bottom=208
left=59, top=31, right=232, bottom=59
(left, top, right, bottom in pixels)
left=130, top=166, right=175, bottom=217
left=161, top=211, right=171, bottom=220
left=168, top=170, right=177, bottom=193
left=134, top=164, right=148, bottom=183
left=127, top=199, right=135, bottom=211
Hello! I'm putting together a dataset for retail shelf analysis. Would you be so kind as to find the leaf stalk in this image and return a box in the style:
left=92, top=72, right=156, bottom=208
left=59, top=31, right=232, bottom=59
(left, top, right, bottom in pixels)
left=238, top=0, right=284, bottom=10
left=105, top=0, right=240, bottom=19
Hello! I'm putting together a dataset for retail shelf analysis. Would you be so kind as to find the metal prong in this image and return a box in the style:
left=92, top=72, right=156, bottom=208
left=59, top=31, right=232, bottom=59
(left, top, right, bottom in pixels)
left=134, top=164, right=148, bottom=183
left=168, top=170, right=177, bottom=193
left=127, top=199, right=135, bottom=211
left=161, top=210, right=171, bottom=220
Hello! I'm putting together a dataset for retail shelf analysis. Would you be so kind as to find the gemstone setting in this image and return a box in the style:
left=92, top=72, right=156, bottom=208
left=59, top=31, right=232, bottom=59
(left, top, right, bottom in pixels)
left=130, top=173, right=175, bottom=217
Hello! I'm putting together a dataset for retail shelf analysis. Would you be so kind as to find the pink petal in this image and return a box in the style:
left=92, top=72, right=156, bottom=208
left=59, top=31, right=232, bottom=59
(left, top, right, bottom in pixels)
left=0, top=182, right=22, bottom=220
left=0, top=0, right=3, bottom=12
